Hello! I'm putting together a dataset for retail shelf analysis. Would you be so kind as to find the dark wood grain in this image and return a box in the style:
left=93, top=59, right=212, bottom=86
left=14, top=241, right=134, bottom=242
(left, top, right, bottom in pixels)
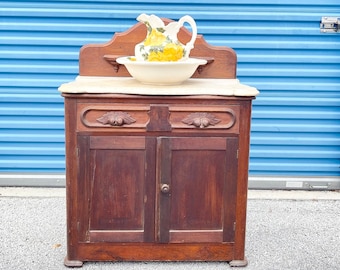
left=63, top=19, right=253, bottom=267
left=63, top=94, right=253, bottom=266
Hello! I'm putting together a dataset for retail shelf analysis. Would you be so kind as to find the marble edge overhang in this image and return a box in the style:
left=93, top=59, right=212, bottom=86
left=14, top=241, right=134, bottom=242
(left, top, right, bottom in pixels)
left=58, top=76, right=259, bottom=97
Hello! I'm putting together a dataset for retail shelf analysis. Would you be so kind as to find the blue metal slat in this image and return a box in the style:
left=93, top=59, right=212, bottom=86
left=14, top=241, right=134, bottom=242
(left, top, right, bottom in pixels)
left=254, top=97, right=340, bottom=106
left=0, top=116, right=64, bottom=129
left=0, top=93, right=64, bottom=102
left=250, top=159, right=339, bottom=176
left=0, top=76, right=76, bottom=87
left=0, top=104, right=63, bottom=116
left=238, top=49, right=340, bottom=64
left=251, top=132, right=340, bottom=146
left=0, top=129, right=65, bottom=143
left=0, top=142, right=64, bottom=155
left=0, top=157, right=65, bottom=171
left=251, top=145, right=340, bottom=159
left=252, top=120, right=340, bottom=133
left=253, top=107, right=340, bottom=120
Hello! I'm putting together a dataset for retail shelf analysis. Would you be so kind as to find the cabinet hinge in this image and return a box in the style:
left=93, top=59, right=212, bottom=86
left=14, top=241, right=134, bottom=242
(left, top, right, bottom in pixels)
left=236, top=149, right=239, bottom=159
left=233, top=222, right=236, bottom=231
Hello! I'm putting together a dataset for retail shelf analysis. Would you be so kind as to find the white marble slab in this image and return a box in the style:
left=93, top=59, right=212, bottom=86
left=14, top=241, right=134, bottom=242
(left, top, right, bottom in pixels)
left=58, top=76, right=259, bottom=97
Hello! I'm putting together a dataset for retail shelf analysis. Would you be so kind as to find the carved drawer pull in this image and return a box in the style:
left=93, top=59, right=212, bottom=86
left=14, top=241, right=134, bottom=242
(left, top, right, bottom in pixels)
left=182, top=112, right=221, bottom=128
left=96, top=111, right=136, bottom=126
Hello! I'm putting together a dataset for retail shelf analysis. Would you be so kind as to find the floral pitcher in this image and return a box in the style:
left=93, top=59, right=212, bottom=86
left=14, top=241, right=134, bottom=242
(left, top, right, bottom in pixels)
left=134, top=14, right=197, bottom=62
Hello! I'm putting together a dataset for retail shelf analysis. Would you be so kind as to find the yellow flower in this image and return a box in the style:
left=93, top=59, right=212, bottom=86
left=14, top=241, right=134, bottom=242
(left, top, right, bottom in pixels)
left=163, top=43, right=184, bottom=61
left=148, top=51, right=163, bottom=61
left=144, top=29, right=166, bottom=46
left=147, top=43, right=184, bottom=62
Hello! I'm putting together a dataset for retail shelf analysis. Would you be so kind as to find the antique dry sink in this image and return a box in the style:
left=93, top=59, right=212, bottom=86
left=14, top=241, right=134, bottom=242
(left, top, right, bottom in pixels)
left=58, top=14, right=259, bottom=267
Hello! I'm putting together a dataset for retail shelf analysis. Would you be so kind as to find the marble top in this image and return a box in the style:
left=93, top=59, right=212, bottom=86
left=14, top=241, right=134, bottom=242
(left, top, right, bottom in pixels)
left=58, top=76, right=259, bottom=97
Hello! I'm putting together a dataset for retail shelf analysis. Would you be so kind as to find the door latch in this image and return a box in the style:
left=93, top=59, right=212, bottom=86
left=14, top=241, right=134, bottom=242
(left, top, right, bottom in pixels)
left=320, top=17, right=340, bottom=33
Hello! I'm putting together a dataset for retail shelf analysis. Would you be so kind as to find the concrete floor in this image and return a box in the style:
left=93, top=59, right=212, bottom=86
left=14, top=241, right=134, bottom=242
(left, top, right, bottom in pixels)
left=0, top=188, right=339, bottom=270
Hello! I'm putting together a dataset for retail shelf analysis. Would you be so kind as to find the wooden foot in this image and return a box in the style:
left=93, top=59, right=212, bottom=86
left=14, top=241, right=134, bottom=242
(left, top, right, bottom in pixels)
left=229, top=257, right=248, bottom=267
left=64, top=256, right=83, bottom=267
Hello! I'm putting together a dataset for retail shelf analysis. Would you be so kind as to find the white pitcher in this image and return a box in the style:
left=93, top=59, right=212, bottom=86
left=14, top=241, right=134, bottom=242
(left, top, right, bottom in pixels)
left=134, top=14, right=197, bottom=62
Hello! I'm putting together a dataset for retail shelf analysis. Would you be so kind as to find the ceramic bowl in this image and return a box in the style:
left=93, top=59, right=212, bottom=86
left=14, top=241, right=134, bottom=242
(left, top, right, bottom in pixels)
left=116, top=57, right=207, bottom=85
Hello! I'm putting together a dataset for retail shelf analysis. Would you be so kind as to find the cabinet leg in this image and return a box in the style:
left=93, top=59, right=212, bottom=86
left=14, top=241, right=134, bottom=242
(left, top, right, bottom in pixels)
left=64, top=256, right=83, bottom=267
left=229, top=257, right=248, bottom=267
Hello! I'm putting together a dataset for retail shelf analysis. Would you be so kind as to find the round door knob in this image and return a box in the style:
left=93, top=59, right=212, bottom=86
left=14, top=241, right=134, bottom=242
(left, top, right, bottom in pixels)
left=161, top=184, right=170, bottom=194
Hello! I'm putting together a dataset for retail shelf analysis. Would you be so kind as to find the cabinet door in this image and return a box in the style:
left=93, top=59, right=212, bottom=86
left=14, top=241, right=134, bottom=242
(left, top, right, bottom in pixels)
left=157, top=137, right=238, bottom=243
left=77, top=135, right=156, bottom=243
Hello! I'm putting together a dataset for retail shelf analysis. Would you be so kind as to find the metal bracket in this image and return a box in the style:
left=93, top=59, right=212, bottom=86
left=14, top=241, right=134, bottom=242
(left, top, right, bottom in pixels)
left=320, top=17, right=340, bottom=33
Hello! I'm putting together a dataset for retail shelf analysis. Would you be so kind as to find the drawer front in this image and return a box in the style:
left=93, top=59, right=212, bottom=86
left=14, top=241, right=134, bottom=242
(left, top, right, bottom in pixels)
left=77, top=103, right=150, bottom=132
left=77, top=103, right=239, bottom=134
left=169, top=105, right=239, bottom=134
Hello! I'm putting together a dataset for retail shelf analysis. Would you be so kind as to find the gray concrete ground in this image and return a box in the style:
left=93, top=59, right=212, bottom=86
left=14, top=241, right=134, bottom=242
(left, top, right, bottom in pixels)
left=0, top=188, right=339, bottom=270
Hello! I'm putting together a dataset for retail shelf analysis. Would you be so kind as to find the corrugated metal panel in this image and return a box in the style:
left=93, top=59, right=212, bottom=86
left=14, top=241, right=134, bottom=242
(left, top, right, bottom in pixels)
left=0, top=1, right=339, bottom=185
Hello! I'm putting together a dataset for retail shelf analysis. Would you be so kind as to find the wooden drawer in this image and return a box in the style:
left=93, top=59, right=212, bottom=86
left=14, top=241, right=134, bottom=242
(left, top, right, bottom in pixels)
left=77, top=103, right=239, bottom=134
left=77, top=103, right=150, bottom=132
left=169, top=104, right=239, bottom=134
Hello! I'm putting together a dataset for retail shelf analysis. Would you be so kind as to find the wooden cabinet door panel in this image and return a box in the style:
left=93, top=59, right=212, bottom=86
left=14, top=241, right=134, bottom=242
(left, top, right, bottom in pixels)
left=157, top=137, right=238, bottom=243
left=77, top=135, right=156, bottom=243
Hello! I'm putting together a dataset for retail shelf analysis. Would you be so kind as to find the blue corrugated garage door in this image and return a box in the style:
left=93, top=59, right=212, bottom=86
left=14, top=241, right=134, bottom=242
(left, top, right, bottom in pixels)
left=0, top=0, right=339, bottom=188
